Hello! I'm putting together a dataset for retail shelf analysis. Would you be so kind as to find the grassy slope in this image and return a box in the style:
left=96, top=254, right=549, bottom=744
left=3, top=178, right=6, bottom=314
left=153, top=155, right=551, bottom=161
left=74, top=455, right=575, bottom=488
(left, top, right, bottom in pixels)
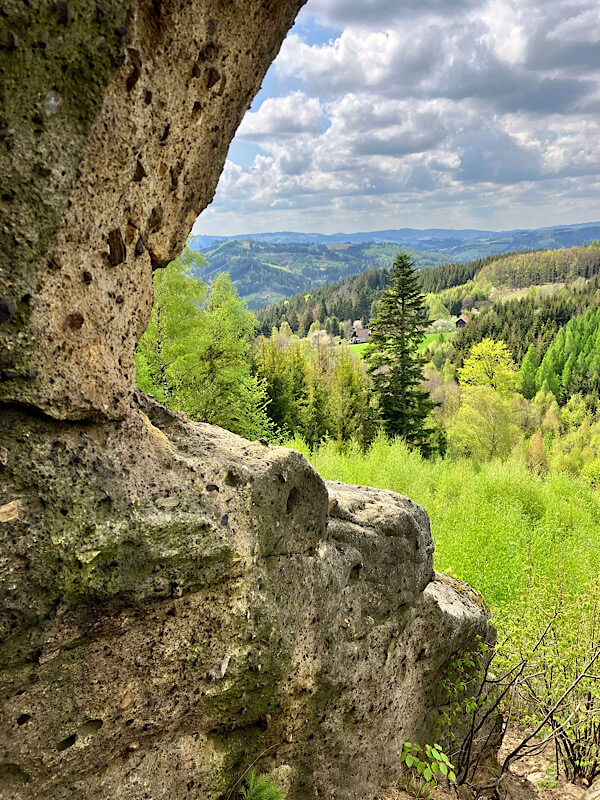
left=349, top=332, right=453, bottom=359
left=288, top=437, right=600, bottom=648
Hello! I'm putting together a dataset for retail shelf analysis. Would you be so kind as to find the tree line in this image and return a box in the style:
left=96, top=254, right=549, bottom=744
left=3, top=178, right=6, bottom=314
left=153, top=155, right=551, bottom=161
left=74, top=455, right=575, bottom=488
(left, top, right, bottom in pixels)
left=255, top=252, right=510, bottom=336
left=454, top=277, right=600, bottom=364
left=136, top=245, right=600, bottom=487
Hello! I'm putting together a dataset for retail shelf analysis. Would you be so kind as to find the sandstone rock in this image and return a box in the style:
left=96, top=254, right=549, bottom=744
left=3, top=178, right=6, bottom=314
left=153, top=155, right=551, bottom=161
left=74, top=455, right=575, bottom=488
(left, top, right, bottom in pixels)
left=0, top=0, right=306, bottom=419
left=587, top=781, right=600, bottom=800
left=0, top=3, right=495, bottom=797
left=0, top=398, right=492, bottom=799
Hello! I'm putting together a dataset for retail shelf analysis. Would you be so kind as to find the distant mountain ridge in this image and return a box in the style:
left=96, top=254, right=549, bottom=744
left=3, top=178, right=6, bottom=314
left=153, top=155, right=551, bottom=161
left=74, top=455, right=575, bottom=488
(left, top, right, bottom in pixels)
left=193, top=227, right=495, bottom=248
left=188, top=222, right=600, bottom=309
left=192, top=221, right=600, bottom=251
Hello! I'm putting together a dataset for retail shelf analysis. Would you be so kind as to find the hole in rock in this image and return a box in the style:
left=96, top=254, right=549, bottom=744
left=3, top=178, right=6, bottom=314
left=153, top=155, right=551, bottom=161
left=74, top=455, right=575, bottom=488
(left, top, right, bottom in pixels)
left=16, top=713, right=30, bottom=726
left=56, top=733, right=77, bottom=751
left=78, top=719, right=103, bottom=737
left=225, top=470, right=242, bottom=487
left=286, top=486, right=299, bottom=515
left=349, top=563, right=362, bottom=582
left=66, top=312, right=84, bottom=330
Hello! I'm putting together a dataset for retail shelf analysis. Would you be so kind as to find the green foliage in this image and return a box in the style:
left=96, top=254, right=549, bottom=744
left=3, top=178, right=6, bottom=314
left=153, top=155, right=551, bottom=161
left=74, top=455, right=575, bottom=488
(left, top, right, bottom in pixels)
left=454, top=274, right=600, bottom=365
left=135, top=248, right=208, bottom=403
left=255, top=332, right=376, bottom=449
left=534, top=305, right=600, bottom=404
left=582, top=458, right=600, bottom=488
left=447, top=385, right=522, bottom=461
left=518, top=344, right=540, bottom=398
left=418, top=253, right=510, bottom=294
left=291, top=434, right=600, bottom=679
left=437, top=638, right=490, bottom=751
left=400, top=741, right=456, bottom=795
left=135, top=254, right=272, bottom=440
left=256, top=253, right=508, bottom=335
left=458, top=339, right=517, bottom=394
left=427, top=295, right=451, bottom=321
left=477, top=244, right=600, bottom=290
left=366, top=253, right=435, bottom=454
left=239, top=771, right=285, bottom=800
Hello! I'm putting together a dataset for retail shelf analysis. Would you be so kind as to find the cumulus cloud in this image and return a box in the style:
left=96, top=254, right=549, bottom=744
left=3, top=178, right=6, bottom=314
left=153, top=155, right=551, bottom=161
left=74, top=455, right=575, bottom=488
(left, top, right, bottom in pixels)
left=237, top=92, right=325, bottom=140
left=194, top=0, right=600, bottom=234
left=301, top=0, right=481, bottom=26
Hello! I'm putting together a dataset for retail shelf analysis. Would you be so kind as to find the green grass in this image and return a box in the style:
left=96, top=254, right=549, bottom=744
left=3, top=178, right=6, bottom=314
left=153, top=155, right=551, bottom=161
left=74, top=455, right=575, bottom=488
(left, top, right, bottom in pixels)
left=418, top=331, right=454, bottom=351
left=287, top=435, right=600, bottom=649
left=349, top=342, right=369, bottom=357
left=349, top=332, right=453, bottom=359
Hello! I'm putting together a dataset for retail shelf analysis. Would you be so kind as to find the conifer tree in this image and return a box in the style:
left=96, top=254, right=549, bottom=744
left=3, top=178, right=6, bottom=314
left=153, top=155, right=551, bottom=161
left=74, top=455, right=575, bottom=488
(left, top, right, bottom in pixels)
left=518, top=344, right=540, bottom=399
left=136, top=256, right=272, bottom=440
left=365, top=252, right=435, bottom=454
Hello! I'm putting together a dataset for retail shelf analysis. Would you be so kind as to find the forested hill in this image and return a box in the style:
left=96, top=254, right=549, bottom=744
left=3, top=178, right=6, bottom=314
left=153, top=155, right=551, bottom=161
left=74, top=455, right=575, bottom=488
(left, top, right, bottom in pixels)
left=255, top=253, right=512, bottom=335
left=256, top=244, right=600, bottom=336
left=188, top=221, right=600, bottom=309
left=186, top=239, right=446, bottom=309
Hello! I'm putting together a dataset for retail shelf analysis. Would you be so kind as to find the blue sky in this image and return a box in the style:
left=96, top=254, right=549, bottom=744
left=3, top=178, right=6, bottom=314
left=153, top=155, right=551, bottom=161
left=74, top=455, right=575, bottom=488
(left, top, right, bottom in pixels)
left=193, top=0, right=600, bottom=236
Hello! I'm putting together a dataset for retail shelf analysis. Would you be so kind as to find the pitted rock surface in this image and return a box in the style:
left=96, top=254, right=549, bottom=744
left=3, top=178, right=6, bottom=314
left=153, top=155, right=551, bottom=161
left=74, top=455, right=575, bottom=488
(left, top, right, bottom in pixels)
left=0, top=0, right=305, bottom=419
left=0, top=398, right=492, bottom=799
left=0, top=3, right=494, bottom=797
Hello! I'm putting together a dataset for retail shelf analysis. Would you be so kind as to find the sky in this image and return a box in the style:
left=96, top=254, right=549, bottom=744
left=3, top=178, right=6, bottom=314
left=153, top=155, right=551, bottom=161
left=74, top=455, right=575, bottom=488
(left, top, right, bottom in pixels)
left=192, top=0, right=600, bottom=237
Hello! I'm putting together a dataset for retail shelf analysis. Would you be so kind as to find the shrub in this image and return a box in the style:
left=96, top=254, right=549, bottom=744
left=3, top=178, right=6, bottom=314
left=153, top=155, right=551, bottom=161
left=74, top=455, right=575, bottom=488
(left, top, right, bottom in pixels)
left=400, top=742, right=456, bottom=796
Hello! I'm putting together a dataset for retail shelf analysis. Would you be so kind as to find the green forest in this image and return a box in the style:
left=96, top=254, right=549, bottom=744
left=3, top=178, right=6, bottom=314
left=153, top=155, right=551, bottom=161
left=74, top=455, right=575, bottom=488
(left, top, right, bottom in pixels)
left=188, top=238, right=447, bottom=309
left=189, top=222, right=600, bottom=312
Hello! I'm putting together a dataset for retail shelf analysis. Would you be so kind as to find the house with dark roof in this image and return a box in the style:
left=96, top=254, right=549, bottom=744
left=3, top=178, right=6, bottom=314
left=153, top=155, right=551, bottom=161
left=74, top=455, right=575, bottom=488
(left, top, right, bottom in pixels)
left=350, top=328, right=371, bottom=344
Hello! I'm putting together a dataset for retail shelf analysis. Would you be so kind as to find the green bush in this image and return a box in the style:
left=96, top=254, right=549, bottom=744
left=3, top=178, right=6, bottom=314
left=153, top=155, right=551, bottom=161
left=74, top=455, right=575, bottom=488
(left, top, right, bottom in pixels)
left=582, top=458, right=600, bottom=488
left=401, top=741, right=456, bottom=782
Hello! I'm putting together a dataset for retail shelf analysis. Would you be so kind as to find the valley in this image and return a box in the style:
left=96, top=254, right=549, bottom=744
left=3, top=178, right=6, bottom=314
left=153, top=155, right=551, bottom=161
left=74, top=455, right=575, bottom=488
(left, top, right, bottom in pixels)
left=189, top=222, right=600, bottom=309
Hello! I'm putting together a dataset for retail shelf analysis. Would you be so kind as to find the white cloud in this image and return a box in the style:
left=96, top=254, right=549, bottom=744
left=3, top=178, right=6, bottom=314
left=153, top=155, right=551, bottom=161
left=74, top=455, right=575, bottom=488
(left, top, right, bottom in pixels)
left=194, top=0, right=600, bottom=234
left=237, top=92, right=324, bottom=140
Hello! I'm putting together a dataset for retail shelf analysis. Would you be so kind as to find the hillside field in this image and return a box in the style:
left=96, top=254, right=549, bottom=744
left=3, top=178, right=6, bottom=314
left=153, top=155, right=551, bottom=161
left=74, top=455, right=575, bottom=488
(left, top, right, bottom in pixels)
left=349, top=332, right=452, bottom=359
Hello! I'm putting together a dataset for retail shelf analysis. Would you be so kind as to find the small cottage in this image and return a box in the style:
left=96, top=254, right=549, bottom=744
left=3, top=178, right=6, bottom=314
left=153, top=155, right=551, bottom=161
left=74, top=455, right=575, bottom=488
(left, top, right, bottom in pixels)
left=455, top=315, right=469, bottom=329
left=350, top=328, right=371, bottom=344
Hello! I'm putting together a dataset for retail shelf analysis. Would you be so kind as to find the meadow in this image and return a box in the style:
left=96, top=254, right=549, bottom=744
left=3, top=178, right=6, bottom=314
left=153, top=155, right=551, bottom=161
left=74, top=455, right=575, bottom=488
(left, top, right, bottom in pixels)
left=287, top=435, right=600, bottom=670
left=350, top=332, right=451, bottom=359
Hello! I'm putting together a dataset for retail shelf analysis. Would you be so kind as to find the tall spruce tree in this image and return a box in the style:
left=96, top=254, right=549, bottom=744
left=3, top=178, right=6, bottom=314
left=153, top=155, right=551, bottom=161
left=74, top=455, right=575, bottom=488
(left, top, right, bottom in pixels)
left=366, top=252, right=435, bottom=454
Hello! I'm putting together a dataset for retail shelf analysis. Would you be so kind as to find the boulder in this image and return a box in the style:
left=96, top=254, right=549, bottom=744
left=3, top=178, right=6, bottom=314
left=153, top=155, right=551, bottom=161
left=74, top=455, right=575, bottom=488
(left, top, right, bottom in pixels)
left=0, top=398, right=492, bottom=799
